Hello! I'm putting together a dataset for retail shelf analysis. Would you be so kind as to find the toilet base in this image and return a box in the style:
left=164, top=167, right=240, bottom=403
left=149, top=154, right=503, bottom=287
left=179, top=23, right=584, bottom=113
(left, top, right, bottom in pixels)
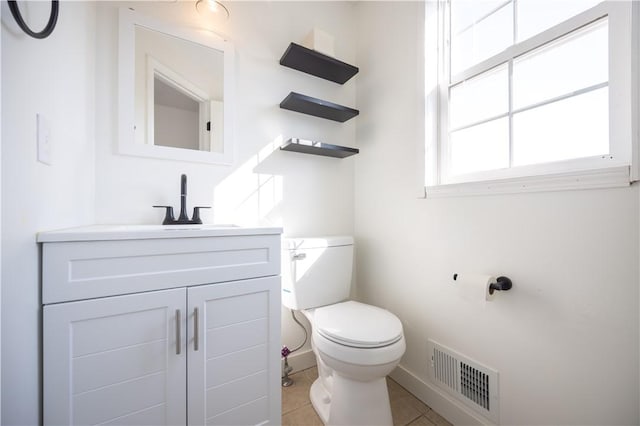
left=310, top=378, right=331, bottom=424
left=309, top=374, right=393, bottom=426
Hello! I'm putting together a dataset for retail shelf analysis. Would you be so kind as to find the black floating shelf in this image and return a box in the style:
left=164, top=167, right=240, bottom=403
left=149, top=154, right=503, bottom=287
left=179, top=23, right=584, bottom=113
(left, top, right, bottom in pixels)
left=280, top=43, right=359, bottom=84
left=280, top=138, right=359, bottom=158
left=280, top=92, right=359, bottom=123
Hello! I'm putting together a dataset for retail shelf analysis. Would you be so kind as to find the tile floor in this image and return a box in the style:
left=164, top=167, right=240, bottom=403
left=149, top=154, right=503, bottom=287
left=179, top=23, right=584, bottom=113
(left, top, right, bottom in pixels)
left=282, top=367, right=453, bottom=426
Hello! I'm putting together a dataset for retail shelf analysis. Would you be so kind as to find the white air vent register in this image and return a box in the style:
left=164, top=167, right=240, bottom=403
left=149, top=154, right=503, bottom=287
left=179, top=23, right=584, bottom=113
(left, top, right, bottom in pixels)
left=428, top=340, right=500, bottom=424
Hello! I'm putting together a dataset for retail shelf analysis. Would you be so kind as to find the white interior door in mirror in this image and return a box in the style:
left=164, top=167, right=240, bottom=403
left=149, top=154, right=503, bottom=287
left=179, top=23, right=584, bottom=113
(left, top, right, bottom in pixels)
left=119, top=8, right=234, bottom=164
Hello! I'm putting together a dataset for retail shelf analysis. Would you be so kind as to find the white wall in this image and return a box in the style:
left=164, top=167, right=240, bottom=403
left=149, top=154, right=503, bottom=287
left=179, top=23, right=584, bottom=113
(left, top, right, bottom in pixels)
left=1, top=2, right=97, bottom=424
left=354, top=2, right=640, bottom=425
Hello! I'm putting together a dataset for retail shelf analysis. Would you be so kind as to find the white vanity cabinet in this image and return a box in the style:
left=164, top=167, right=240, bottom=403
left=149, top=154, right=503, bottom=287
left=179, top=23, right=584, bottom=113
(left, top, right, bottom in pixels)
left=39, top=225, right=282, bottom=426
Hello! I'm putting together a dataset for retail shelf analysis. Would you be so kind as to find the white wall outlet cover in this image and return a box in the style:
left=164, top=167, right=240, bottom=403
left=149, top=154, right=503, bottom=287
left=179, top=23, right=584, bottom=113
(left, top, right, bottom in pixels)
left=37, top=113, right=52, bottom=165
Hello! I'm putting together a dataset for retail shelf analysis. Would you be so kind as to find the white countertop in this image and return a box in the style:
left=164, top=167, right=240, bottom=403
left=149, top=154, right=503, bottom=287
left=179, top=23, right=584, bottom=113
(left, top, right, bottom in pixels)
left=37, top=224, right=283, bottom=243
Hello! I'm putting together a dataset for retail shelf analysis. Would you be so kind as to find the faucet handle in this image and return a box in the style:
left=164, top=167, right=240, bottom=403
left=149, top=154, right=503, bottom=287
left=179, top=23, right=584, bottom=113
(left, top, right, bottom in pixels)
left=153, top=205, right=176, bottom=225
left=191, top=206, right=211, bottom=224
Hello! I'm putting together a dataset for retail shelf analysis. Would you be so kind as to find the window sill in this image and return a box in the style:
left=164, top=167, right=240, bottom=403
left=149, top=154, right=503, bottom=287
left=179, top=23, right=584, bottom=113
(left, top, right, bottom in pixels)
left=425, top=166, right=631, bottom=198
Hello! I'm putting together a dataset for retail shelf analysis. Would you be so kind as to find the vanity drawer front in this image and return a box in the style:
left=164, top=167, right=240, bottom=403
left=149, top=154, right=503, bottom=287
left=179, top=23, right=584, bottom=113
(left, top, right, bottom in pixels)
left=42, top=234, right=280, bottom=304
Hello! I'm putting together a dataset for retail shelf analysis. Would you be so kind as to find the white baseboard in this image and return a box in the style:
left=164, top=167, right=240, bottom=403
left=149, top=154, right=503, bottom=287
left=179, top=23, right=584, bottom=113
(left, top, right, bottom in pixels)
left=282, top=348, right=316, bottom=375
left=390, top=364, right=493, bottom=426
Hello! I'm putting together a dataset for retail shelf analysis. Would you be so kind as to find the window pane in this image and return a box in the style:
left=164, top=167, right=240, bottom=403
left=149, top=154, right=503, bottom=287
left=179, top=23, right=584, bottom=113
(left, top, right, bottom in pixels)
left=512, top=87, right=608, bottom=166
left=513, top=19, right=607, bottom=110
left=450, top=64, right=508, bottom=129
left=451, top=2, right=513, bottom=75
left=517, top=0, right=603, bottom=42
left=450, top=29, right=474, bottom=76
left=451, top=0, right=509, bottom=34
left=449, top=118, right=509, bottom=176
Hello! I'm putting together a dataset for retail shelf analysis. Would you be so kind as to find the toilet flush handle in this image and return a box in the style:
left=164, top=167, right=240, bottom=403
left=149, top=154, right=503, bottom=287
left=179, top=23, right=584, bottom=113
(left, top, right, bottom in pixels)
left=292, top=253, right=306, bottom=261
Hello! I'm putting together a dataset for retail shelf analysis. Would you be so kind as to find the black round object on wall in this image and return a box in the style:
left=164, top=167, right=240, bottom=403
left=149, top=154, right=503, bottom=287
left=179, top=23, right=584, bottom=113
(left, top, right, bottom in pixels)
left=8, top=0, right=59, bottom=40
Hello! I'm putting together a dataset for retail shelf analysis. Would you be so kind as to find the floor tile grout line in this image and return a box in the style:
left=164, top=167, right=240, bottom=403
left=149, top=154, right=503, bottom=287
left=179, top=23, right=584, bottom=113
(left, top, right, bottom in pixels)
left=282, top=400, right=312, bottom=416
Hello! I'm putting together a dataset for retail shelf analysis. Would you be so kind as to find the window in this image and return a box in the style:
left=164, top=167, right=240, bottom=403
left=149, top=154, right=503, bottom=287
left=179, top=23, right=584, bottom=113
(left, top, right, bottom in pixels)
left=425, top=1, right=638, bottom=195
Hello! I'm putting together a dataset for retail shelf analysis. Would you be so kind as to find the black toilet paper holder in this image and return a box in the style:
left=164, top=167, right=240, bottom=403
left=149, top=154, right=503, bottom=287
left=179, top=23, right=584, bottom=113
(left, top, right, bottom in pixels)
left=488, top=276, right=512, bottom=295
left=453, top=274, right=513, bottom=295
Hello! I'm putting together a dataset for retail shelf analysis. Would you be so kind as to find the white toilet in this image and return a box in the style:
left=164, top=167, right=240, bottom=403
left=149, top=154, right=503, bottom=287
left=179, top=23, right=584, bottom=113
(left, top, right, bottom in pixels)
left=282, top=236, right=406, bottom=425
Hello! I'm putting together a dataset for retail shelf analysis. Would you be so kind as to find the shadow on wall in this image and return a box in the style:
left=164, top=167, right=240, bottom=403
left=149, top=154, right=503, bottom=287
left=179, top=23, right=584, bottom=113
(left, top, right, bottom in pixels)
left=214, top=135, right=284, bottom=226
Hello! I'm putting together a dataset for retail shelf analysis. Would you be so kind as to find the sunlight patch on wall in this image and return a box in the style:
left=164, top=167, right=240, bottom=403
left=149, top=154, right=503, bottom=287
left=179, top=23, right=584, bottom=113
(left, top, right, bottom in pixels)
left=214, top=136, right=283, bottom=226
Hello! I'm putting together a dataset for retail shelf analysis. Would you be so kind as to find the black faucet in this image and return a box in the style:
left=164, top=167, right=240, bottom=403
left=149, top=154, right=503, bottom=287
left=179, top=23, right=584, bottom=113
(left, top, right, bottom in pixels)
left=153, top=174, right=210, bottom=225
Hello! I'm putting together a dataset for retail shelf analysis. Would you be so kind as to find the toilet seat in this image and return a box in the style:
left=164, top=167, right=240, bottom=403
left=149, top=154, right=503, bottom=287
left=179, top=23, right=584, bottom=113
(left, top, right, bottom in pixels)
left=314, top=301, right=403, bottom=348
left=312, top=326, right=406, bottom=367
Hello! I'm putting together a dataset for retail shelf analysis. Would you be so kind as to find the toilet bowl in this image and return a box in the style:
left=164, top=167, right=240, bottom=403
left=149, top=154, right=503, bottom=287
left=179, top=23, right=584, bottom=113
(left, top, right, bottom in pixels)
left=303, top=301, right=406, bottom=425
left=282, top=237, right=406, bottom=425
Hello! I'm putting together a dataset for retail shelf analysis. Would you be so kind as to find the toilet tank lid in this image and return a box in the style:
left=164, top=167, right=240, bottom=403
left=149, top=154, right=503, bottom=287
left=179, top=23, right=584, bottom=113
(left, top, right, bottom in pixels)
left=283, top=236, right=353, bottom=250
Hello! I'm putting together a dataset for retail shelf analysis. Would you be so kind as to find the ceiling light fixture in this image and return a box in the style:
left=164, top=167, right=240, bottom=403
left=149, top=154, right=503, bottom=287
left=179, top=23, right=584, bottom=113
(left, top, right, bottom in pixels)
left=195, top=0, right=229, bottom=20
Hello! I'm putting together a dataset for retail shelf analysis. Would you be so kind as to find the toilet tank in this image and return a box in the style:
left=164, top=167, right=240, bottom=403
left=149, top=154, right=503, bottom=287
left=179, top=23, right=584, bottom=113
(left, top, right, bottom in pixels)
left=281, top=236, right=354, bottom=310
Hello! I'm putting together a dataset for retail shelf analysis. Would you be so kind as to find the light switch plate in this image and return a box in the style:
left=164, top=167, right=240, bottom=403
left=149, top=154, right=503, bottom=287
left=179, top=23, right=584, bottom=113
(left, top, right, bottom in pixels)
left=37, top=113, right=52, bottom=165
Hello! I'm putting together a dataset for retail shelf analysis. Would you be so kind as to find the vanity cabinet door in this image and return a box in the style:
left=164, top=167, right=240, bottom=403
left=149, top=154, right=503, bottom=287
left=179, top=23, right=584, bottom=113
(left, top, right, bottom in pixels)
left=187, top=276, right=281, bottom=425
left=43, top=288, right=187, bottom=426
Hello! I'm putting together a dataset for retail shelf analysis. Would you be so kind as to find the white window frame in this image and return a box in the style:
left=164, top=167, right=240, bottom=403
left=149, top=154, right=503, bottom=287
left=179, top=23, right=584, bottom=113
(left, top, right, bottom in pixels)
left=424, top=0, right=640, bottom=197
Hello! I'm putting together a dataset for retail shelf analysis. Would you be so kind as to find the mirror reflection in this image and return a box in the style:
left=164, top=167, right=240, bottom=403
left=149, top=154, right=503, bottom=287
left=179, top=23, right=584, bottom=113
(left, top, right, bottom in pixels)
left=134, top=25, right=224, bottom=153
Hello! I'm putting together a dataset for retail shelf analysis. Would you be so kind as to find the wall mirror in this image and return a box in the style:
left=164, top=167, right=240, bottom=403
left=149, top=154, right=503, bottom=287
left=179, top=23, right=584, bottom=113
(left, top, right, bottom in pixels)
left=118, top=8, right=234, bottom=164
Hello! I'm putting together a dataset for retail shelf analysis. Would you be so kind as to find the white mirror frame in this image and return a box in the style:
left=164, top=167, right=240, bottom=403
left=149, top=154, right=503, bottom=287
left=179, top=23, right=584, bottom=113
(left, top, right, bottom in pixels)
left=118, top=7, right=234, bottom=164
